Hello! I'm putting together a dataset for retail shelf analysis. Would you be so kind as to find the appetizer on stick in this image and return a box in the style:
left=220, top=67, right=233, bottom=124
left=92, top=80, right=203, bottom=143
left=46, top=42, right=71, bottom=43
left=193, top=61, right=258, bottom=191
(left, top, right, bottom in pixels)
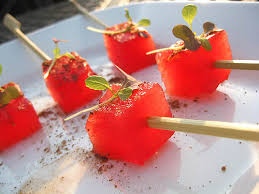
left=149, top=5, right=232, bottom=97
left=88, top=9, right=156, bottom=74
left=42, top=39, right=101, bottom=113
left=0, top=66, right=41, bottom=150
left=86, top=81, right=174, bottom=165
left=68, top=71, right=174, bottom=165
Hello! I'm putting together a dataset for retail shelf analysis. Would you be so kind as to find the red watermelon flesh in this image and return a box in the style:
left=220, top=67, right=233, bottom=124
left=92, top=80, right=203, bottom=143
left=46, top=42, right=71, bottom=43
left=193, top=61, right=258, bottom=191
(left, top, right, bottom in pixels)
left=86, top=82, right=174, bottom=165
left=103, top=22, right=156, bottom=74
left=42, top=52, right=102, bottom=113
left=156, top=30, right=232, bottom=98
left=0, top=83, right=41, bottom=150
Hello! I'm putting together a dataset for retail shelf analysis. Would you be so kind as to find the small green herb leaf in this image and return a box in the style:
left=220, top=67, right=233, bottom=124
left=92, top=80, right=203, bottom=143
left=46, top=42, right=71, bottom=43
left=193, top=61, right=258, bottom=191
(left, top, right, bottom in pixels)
left=182, top=4, right=197, bottom=30
left=0, top=64, right=2, bottom=76
left=85, top=75, right=111, bottom=91
left=203, top=22, right=216, bottom=34
left=137, top=19, right=150, bottom=27
left=64, top=52, right=75, bottom=59
left=53, top=47, right=60, bottom=58
left=124, top=8, right=132, bottom=22
left=0, top=85, right=21, bottom=106
left=199, top=37, right=212, bottom=51
left=172, top=25, right=200, bottom=51
left=118, top=87, right=133, bottom=101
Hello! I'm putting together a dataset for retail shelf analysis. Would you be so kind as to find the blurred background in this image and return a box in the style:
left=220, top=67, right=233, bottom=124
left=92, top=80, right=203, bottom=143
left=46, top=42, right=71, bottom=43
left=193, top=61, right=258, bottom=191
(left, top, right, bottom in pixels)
left=0, top=0, right=256, bottom=19
left=0, top=0, right=257, bottom=44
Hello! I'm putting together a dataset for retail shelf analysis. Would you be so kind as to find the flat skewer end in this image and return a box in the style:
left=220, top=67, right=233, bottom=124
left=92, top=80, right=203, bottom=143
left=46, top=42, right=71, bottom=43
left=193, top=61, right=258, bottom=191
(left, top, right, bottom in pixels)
left=3, top=14, right=21, bottom=32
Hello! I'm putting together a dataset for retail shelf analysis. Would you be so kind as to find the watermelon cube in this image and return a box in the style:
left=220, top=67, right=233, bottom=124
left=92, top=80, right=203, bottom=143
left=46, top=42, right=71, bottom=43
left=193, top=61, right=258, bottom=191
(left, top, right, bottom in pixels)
left=156, top=30, right=232, bottom=98
left=103, top=22, right=156, bottom=74
left=42, top=52, right=102, bottom=113
left=0, top=83, right=41, bottom=150
left=86, top=82, right=174, bottom=165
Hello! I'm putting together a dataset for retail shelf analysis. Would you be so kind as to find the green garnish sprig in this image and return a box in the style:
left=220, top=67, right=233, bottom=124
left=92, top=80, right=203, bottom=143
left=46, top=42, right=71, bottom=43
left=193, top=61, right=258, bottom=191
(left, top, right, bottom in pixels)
left=87, top=8, right=150, bottom=35
left=147, top=4, right=218, bottom=55
left=44, top=38, right=75, bottom=79
left=64, top=67, right=141, bottom=121
left=0, top=65, right=23, bottom=106
left=0, top=84, right=22, bottom=107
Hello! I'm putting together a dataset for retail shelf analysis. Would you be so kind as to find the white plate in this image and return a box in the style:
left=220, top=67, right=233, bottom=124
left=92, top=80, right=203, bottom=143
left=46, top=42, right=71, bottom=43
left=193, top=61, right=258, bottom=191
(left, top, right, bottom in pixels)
left=1, top=1, right=259, bottom=194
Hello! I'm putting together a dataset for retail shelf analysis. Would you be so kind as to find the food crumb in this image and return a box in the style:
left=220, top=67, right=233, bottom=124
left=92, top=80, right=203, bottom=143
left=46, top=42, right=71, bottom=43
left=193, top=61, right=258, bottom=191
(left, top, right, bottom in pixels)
left=81, top=115, right=86, bottom=120
left=204, top=110, right=208, bottom=112
left=169, top=99, right=180, bottom=109
left=221, top=166, right=227, bottom=172
left=0, top=162, right=3, bottom=166
left=55, top=147, right=62, bottom=155
left=183, top=103, right=188, bottom=107
left=43, top=147, right=50, bottom=153
left=193, top=98, right=199, bottom=103
left=114, top=185, right=118, bottom=188
left=239, top=141, right=242, bottom=144
left=109, top=179, right=113, bottom=182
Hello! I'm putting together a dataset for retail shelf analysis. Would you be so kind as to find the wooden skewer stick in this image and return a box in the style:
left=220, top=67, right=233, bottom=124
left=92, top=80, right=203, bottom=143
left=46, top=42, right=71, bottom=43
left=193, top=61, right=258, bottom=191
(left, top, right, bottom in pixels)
left=215, top=60, right=259, bottom=70
left=148, top=117, right=259, bottom=142
left=4, top=14, right=259, bottom=142
left=3, top=14, right=51, bottom=61
left=69, top=0, right=109, bottom=29
left=147, top=49, right=259, bottom=70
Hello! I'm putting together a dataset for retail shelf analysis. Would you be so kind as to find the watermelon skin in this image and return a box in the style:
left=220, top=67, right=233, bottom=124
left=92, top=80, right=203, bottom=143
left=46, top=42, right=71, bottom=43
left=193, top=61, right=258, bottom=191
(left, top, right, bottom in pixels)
left=86, top=82, right=174, bottom=165
left=42, top=52, right=101, bottom=113
left=103, top=22, right=156, bottom=74
left=0, top=83, right=41, bottom=150
left=156, top=30, right=232, bottom=98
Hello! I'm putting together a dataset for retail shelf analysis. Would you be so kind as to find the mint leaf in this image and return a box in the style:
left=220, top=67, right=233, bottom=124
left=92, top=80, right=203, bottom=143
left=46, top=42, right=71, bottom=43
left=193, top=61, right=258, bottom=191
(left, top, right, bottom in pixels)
left=138, top=19, right=150, bottom=27
left=0, top=64, right=2, bottom=76
left=182, top=4, right=197, bottom=30
left=200, top=38, right=212, bottom=51
left=118, top=87, right=133, bottom=101
left=64, top=52, right=75, bottom=59
left=172, top=25, right=200, bottom=51
left=124, top=8, right=132, bottom=22
left=85, top=75, right=111, bottom=91
left=203, top=22, right=216, bottom=34
left=0, top=85, right=21, bottom=106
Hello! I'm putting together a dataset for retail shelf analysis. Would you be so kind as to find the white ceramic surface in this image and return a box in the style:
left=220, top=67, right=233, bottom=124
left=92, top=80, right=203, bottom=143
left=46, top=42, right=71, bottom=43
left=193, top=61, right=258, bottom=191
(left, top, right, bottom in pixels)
left=0, top=1, right=259, bottom=194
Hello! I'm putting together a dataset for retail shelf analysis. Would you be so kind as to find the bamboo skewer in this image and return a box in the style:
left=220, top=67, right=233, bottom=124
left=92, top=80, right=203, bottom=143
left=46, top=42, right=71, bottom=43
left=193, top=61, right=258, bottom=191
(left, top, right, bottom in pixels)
left=4, top=13, right=259, bottom=142
left=3, top=14, right=51, bottom=61
left=148, top=117, right=259, bottom=142
left=69, top=0, right=109, bottom=29
left=215, top=60, right=259, bottom=70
